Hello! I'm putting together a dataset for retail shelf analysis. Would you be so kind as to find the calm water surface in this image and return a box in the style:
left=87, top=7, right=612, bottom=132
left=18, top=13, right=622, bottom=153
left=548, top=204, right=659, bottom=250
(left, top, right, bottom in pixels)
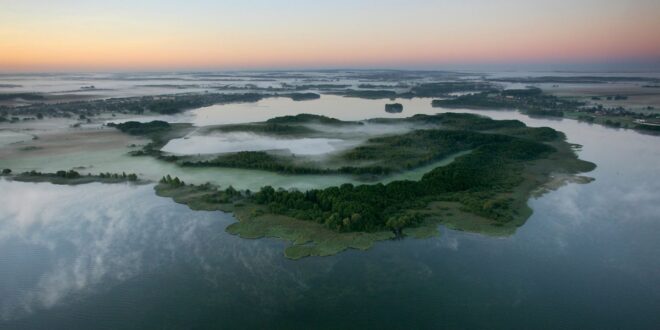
left=1, top=97, right=659, bottom=329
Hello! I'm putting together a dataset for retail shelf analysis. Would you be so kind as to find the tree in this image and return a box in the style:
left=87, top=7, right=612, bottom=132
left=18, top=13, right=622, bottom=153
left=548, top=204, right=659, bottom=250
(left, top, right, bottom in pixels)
left=225, top=185, right=238, bottom=197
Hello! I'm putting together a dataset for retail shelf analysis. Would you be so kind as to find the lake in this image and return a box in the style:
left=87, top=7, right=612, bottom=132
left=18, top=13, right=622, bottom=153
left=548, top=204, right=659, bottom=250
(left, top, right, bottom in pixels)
left=1, top=96, right=659, bottom=329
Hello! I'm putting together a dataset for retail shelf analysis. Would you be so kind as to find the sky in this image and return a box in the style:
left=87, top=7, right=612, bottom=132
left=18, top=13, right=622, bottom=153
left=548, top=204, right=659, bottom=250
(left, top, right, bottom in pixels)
left=1, top=0, right=659, bottom=71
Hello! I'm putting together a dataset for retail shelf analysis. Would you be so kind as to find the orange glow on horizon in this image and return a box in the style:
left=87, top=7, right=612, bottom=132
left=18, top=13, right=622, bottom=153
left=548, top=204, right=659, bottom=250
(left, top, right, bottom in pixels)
left=1, top=1, right=659, bottom=71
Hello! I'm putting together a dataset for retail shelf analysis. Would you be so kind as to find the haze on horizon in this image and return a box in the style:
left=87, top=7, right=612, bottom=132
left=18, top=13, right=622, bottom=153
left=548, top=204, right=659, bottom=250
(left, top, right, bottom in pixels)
left=1, top=0, right=659, bottom=72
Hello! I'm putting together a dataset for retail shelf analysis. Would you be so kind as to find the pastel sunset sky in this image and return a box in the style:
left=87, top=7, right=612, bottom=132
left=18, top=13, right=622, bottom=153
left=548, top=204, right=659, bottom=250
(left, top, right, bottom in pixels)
left=1, top=0, right=659, bottom=71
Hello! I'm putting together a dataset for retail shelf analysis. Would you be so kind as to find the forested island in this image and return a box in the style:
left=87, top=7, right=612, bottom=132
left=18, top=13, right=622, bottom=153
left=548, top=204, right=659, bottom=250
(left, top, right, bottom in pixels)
left=143, top=113, right=596, bottom=259
left=0, top=92, right=264, bottom=118
left=1, top=169, right=142, bottom=185
left=285, top=92, right=321, bottom=101
left=432, top=88, right=660, bottom=133
left=432, top=87, right=579, bottom=116
left=385, top=103, right=403, bottom=113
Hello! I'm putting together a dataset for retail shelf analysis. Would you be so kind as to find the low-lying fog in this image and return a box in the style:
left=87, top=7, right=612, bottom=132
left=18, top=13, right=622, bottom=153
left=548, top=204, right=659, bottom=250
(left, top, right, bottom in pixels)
left=161, top=132, right=351, bottom=156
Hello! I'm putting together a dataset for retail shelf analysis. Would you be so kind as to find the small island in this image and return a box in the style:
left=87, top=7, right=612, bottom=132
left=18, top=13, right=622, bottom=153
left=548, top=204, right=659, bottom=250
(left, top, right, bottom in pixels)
left=2, top=169, right=142, bottom=185
left=286, top=92, right=321, bottom=101
left=385, top=103, right=403, bottom=113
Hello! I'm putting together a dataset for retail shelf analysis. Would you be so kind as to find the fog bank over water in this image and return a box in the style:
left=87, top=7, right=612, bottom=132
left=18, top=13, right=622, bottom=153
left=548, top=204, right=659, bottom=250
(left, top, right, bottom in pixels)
left=161, top=132, right=349, bottom=156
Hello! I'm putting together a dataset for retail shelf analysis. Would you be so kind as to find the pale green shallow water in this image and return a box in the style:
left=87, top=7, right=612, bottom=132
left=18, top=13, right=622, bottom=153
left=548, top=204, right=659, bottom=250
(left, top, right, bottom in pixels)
left=1, top=96, right=659, bottom=329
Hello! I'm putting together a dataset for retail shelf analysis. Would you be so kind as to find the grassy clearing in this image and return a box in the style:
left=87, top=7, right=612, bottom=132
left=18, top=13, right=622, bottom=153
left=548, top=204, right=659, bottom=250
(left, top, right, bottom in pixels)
left=227, top=209, right=394, bottom=259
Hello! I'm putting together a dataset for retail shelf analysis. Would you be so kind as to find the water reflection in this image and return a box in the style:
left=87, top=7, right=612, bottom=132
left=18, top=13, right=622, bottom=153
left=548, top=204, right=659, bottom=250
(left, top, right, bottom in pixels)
left=0, top=182, right=201, bottom=319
